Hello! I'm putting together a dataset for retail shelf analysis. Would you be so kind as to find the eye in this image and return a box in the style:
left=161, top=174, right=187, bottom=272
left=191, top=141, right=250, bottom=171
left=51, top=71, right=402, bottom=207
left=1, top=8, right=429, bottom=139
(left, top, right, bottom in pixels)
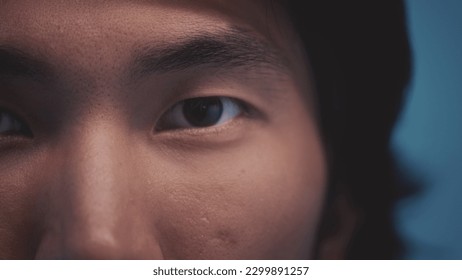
left=0, top=109, right=32, bottom=137
left=157, top=97, right=243, bottom=130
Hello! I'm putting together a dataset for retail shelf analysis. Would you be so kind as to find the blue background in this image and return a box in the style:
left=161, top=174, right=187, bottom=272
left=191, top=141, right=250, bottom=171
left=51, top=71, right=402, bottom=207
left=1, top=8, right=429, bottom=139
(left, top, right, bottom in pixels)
left=393, top=0, right=462, bottom=259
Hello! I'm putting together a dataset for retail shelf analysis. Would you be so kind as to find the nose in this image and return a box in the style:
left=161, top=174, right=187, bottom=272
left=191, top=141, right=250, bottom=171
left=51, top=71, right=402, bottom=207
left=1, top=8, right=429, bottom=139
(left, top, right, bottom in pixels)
left=34, top=121, right=163, bottom=259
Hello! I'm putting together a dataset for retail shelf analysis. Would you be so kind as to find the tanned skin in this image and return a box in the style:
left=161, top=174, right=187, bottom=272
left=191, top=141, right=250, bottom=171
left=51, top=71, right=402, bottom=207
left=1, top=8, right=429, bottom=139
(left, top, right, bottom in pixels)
left=0, top=0, right=329, bottom=259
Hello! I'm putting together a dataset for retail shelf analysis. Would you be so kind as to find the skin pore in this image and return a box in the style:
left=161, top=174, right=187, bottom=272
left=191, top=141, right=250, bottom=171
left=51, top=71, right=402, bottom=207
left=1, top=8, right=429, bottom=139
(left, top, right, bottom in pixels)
left=0, top=0, right=327, bottom=259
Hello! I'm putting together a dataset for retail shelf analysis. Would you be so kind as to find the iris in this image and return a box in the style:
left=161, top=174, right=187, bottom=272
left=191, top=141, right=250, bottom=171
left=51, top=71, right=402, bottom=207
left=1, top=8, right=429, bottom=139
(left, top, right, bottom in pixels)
left=182, top=97, right=223, bottom=127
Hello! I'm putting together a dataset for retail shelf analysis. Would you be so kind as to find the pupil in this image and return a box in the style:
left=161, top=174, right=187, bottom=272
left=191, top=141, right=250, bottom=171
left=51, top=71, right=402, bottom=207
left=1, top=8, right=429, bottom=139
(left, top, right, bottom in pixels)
left=183, top=97, right=223, bottom=127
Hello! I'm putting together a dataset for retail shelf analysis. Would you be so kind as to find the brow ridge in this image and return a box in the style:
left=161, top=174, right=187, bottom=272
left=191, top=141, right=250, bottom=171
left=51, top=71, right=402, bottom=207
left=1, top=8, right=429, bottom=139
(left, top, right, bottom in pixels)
left=132, top=27, right=287, bottom=78
left=0, top=46, right=53, bottom=81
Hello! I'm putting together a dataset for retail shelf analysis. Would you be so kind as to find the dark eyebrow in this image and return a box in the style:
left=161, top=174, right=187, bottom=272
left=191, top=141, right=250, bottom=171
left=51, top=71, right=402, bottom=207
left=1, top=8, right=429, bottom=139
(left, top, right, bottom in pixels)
left=132, top=28, right=288, bottom=78
left=0, top=46, right=53, bottom=81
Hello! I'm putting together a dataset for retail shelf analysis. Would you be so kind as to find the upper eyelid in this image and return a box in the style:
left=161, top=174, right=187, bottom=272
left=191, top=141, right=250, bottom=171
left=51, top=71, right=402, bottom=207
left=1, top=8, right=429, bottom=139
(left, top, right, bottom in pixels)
left=0, top=105, right=32, bottom=125
left=158, top=92, right=246, bottom=116
left=171, top=95, right=254, bottom=117
left=0, top=107, right=23, bottom=121
left=156, top=96, right=245, bottom=131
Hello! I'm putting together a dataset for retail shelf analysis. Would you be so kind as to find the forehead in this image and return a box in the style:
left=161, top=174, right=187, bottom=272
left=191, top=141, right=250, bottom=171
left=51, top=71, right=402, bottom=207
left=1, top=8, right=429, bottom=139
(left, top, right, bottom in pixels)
left=0, top=0, right=291, bottom=52
left=0, top=0, right=304, bottom=84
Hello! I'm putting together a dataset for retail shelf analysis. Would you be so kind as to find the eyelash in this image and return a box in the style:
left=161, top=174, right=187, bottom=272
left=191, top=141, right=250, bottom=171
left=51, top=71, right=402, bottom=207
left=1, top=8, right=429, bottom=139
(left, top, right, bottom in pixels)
left=0, top=96, right=250, bottom=139
left=0, top=109, right=32, bottom=138
left=155, top=96, right=248, bottom=132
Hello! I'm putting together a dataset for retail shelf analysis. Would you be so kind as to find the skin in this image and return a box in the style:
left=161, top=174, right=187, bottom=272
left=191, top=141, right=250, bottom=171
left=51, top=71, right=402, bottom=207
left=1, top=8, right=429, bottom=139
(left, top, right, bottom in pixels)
left=0, top=0, right=327, bottom=259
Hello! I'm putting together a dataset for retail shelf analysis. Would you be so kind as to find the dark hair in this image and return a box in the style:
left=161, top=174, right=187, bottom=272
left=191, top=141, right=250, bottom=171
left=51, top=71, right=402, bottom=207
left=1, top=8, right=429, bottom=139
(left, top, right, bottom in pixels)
left=281, top=1, right=412, bottom=259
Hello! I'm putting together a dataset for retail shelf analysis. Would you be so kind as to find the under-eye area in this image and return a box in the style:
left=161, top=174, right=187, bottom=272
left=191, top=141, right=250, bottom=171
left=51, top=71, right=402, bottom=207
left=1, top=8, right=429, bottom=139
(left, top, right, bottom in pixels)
left=0, top=0, right=411, bottom=260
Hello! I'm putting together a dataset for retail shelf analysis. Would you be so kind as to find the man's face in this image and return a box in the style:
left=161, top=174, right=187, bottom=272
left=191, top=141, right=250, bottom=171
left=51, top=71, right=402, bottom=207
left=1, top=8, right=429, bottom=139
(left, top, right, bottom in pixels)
left=0, top=0, right=327, bottom=259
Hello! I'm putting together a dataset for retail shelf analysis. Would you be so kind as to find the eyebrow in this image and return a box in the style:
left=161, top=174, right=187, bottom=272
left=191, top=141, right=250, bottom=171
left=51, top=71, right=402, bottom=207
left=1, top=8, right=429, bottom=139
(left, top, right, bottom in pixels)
left=0, top=28, right=288, bottom=83
left=0, top=46, right=53, bottom=81
left=132, top=27, right=288, bottom=78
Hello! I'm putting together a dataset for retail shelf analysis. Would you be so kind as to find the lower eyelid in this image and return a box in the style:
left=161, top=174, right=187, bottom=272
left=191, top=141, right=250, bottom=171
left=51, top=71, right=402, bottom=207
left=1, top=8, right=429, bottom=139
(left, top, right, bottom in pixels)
left=156, top=115, right=247, bottom=138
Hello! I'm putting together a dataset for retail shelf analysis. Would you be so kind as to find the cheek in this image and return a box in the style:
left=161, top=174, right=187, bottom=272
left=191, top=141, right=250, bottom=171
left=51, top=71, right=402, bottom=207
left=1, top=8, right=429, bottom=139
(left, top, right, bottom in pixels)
left=0, top=148, right=47, bottom=259
left=144, top=121, right=327, bottom=259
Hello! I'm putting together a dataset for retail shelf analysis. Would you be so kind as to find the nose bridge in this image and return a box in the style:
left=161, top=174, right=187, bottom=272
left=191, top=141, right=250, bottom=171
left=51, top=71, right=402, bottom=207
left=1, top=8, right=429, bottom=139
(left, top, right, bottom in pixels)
left=37, top=119, right=162, bottom=259
left=64, top=119, right=130, bottom=225
left=70, top=120, right=127, bottom=203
